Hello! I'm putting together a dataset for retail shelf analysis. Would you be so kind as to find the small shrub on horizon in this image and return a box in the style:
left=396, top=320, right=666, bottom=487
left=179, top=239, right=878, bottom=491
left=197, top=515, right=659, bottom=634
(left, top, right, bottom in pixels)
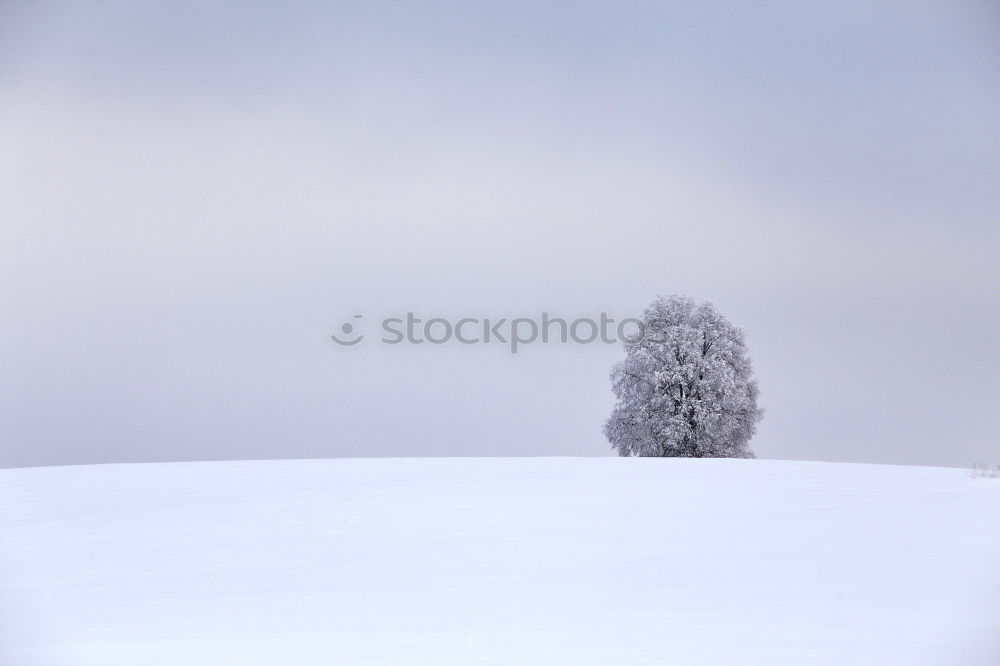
left=970, top=462, right=1000, bottom=479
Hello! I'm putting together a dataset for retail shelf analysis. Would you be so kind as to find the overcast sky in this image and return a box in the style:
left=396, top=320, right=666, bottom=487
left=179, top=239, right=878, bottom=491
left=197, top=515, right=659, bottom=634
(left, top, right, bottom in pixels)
left=1, top=1, right=998, bottom=468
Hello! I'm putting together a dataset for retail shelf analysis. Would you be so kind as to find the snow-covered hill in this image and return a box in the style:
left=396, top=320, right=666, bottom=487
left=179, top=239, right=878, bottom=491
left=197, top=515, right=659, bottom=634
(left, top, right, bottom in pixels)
left=2, top=458, right=998, bottom=665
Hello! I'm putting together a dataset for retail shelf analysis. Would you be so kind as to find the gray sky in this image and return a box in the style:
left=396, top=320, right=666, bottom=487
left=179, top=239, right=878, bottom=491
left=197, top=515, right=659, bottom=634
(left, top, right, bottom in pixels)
left=1, top=1, right=998, bottom=468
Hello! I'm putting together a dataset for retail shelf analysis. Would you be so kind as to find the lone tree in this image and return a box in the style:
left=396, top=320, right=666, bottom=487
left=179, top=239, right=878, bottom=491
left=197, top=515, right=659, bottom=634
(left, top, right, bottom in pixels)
left=604, top=295, right=763, bottom=458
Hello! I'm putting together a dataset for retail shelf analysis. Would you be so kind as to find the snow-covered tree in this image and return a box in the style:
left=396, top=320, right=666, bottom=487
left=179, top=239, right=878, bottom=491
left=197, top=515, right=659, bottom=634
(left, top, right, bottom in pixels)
left=604, top=295, right=763, bottom=458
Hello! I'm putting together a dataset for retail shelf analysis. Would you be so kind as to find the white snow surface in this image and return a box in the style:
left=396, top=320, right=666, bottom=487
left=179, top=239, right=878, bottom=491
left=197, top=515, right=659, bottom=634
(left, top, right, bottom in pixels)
left=1, top=457, right=998, bottom=665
